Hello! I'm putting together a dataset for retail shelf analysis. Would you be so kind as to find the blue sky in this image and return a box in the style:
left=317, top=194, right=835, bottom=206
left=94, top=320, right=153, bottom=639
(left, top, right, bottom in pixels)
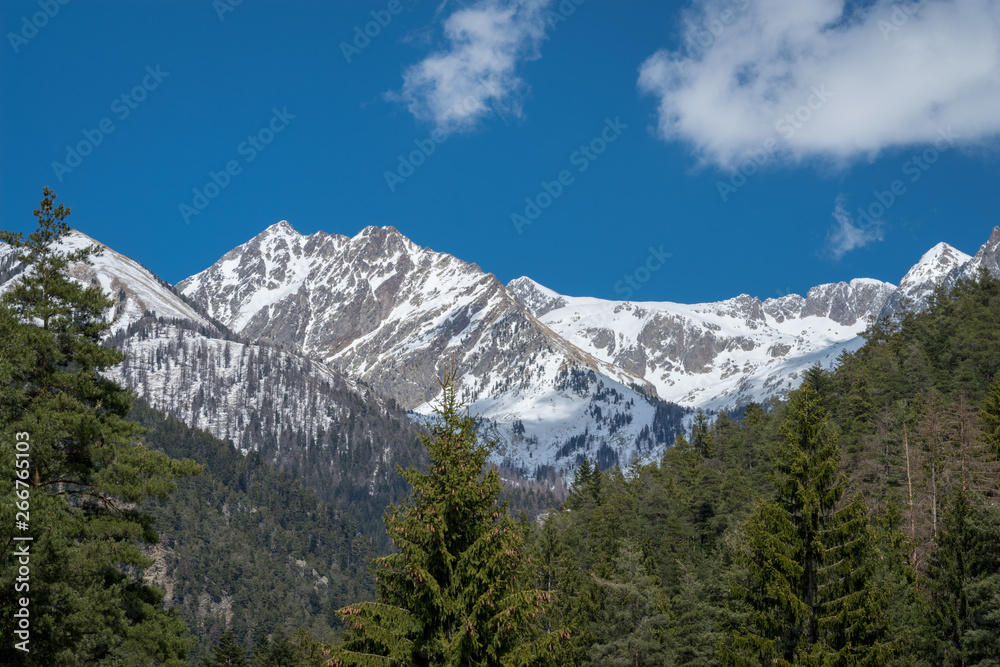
left=2, top=0, right=998, bottom=304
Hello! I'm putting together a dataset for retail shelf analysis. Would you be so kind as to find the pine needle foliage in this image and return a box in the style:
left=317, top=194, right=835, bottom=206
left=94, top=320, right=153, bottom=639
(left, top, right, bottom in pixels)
left=326, top=370, right=567, bottom=667
left=0, top=188, right=199, bottom=665
left=723, top=386, right=896, bottom=666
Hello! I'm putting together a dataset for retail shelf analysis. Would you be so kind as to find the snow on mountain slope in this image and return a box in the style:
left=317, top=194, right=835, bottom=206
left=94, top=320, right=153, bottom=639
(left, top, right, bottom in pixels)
left=179, top=222, right=685, bottom=473
left=945, top=226, right=1000, bottom=288
left=878, top=242, right=973, bottom=318
left=1, top=230, right=211, bottom=333
left=104, top=319, right=376, bottom=454
left=507, top=277, right=896, bottom=412
left=0, top=229, right=423, bottom=491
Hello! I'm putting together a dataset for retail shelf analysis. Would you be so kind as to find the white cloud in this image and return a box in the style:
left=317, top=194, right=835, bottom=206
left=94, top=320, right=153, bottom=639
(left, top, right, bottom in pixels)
left=638, top=0, right=1000, bottom=169
left=826, top=197, right=884, bottom=259
left=395, top=0, right=554, bottom=134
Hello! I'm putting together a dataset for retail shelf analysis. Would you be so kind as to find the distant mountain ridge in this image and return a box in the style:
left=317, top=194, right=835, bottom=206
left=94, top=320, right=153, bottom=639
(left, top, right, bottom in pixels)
left=176, top=221, right=1000, bottom=471
left=4, top=223, right=998, bottom=475
left=177, top=221, right=680, bottom=474
left=0, top=230, right=427, bottom=535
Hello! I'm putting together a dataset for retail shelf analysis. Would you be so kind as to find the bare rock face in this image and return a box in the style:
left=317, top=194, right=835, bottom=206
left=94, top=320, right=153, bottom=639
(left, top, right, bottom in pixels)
left=802, top=279, right=896, bottom=326
left=509, top=276, right=895, bottom=412
left=879, top=242, right=973, bottom=318
left=0, top=229, right=425, bottom=511
left=942, top=226, right=1000, bottom=292
left=179, top=222, right=679, bottom=474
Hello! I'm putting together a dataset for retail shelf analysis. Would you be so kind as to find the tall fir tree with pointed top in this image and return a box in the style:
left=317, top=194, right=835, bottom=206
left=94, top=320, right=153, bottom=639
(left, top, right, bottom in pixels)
left=979, top=379, right=1000, bottom=459
left=925, top=488, right=1000, bottom=665
left=204, top=629, right=249, bottom=667
left=326, top=370, right=567, bottom=666
left=722, top=386, right=896, bottom=666
left=0, top=188, right=199, bottom=666
left=585, top=539, right=672, bottom=667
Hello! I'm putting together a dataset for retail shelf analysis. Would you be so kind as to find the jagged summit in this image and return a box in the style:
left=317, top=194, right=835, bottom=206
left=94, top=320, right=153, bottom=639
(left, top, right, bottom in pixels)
left=506, top=276, right=568, bottom=317
left=14, top=218, right=992, bottom=473
left=879, top=240, right=973, bottom=317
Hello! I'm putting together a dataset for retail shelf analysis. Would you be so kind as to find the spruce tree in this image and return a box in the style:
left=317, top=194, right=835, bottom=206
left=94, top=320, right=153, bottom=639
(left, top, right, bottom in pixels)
left=979, top=379, right=1000, bottom=459
left=925, top=488, right=1000, bottom=665
left=0, top=188, right=199, bottom=665
left=586, top=540, right=672, bottom=667
left=204, top=629, right=249, bottom=667
left=326, top=371, right=567, bottom=666
left=723, top=386, right=895, bottom=666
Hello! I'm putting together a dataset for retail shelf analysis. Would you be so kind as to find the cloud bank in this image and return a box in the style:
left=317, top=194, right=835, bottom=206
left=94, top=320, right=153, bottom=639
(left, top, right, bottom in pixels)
left=638, top=0, right=1000, bottom=169
left=396, top=0, right=555, bottom=134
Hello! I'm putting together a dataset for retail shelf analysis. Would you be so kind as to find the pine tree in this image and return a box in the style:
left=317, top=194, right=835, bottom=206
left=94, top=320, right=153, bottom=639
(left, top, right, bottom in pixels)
left=668, top=560, right=727, bottom=667
left=566, top=459, right=595, bottom=510
left=252, top=628, right=298, bottom=666
left=204, top=629, right=249, bottom=667
left=979, top=379, right=1000, bottom=459
left=0, top=189, right=199, bottom=666
left=692, top=410, right=714, bottom=459
left=722, top=386, right=895, bottom=666
left=925, top=488, right=1000, bottom=665
left=326, top=370, right=567, bottom=666
left=530, top=513, right=593, bottom=664
left=586, top=540, right=672, bottom=667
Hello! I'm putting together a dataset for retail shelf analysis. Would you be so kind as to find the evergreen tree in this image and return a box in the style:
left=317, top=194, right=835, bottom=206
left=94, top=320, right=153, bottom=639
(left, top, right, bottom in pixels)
left=979, top=379, right=1000, bottom=459
left=204, top=629, right=249, bottom=667
left=530, top=513, right=594, bottom=664
left=691, top=410, right=714, bottom=459
left=326, top=371, right=567, bottom=666
left=0, top=189, right=199, bottom=665
left=252, top=629, right=299, bottom=666
left=722, top=387, right=895, bottom=666
left=668, top=563, right=726, bottom=667
left=566, top=459, right=595, bottom=510
left=586, top=540, right=672, bottom=666
left=925, top=489, right=1000, bottom=665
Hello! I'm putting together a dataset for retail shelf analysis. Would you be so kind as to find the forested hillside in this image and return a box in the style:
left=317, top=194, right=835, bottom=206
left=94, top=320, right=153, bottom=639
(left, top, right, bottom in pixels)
left=525, top=270, right=1000, bottom=665
left=129, top=401, right=374, bottom=664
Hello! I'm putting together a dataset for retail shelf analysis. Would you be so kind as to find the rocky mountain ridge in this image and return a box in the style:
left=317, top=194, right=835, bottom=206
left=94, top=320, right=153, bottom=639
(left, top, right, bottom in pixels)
left=5, top=223, right=997, bottom=475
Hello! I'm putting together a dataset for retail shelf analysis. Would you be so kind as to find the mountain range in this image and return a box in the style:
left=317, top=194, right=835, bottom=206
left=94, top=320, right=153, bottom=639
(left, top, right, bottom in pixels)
left=3, top=223, right=999, bottom=476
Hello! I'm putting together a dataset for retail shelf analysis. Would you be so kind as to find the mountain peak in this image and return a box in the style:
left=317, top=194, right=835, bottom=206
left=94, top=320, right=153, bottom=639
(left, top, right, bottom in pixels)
left=878, top=239, right=972, bottom=318
left=506, top=277, right=567, bottom=317
left=259, top=219, right=299, bottom=237
left=900, top=242, right=971, bottom=290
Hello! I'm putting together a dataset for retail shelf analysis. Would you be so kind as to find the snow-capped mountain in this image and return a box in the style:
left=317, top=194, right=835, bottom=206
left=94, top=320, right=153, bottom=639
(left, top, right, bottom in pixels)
left=0, top=230, right=425, bottom=504
left=178, top=222, right=686, bottom=473
left=8, top=222, right=998, bottom=476
left=0, top=231, right=212, bottom=333
left=878, top=242, right=973, bottom=318
left=946, top=226, right=1000, bottom=288
left=177, top=221, right=1000, bottom=471
left=507, top=277, right=896, bottom=412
